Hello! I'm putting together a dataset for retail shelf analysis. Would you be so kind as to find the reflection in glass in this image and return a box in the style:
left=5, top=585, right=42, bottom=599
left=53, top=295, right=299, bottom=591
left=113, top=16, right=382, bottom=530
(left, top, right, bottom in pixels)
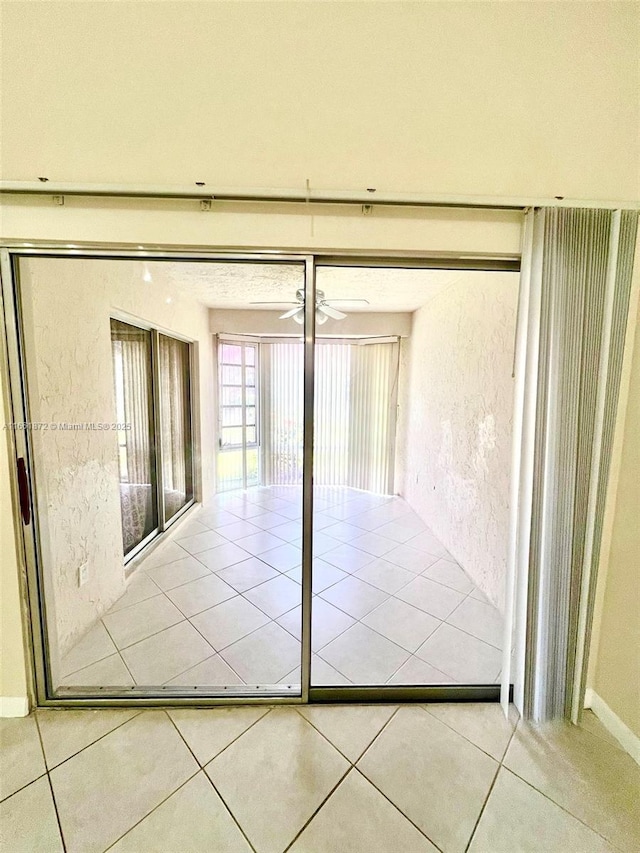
left=110, top=319, right=158, bottom=554
left=158, top=334, right=194, bottom=522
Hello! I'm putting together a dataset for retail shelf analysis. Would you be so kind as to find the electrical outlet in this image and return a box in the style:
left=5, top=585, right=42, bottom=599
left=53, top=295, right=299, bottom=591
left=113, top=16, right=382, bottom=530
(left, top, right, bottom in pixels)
left=78, top=563, right=89, bottom=587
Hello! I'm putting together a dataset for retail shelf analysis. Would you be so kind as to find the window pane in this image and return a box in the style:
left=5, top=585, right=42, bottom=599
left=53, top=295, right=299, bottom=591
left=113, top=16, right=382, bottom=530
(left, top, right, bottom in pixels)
left=110, top=319, right=158, bottom=554
left=246, top=426, right=257, bottom=444
left=245, top=387, right=256, bottom=406
left=222, top=407, right=243, bottom=427
left=159, top=334, right=194, bottom=522
left=246, top=406, right=256, bottom=426
left=245, top=366, right=256, bottom=386
left=246, top=447, right=259, bottom=487
left=217, top=449, right=244, bottom=491
left=222, top=365, right=242, bottom=385
left=221, top=344, right=242, bottom=365
left=245, top=346, right=256, bottom=366
left=222, top=386, right=243, bottom=405
left=222, top=426, right=243, bottom=446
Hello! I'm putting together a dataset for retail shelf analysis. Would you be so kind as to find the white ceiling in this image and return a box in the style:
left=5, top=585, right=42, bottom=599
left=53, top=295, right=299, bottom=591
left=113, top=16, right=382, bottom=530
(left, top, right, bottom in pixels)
left=149, top=262, right=505, bottom=312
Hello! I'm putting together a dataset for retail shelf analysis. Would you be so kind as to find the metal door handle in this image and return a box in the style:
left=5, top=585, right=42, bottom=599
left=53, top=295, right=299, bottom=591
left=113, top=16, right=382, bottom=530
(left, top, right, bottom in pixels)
left=17, top=457, right=31, bottom=525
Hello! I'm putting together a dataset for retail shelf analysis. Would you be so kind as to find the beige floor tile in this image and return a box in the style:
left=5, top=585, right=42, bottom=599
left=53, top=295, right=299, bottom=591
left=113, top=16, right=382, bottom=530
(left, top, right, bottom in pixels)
left=446, top=595, right=504, bottom=648
left=423, top=558, right=475, bottom=594
left=321, top=543, right=375, bottom=573
left=353, top=557, right=415, bottom=594
left=269, top=520, right=303, bottom=542
left=298, top=704, right=397, bottom=761
left=260, top=542, right=302, bottom=572
left=504, top=720, right=640, bottom=851
left=387, top=655, right=454, bottom=684
left=121, top=621, right=215, bottom=684
left=374, top=519, right=426, bottom=543
left=406, top=529, right=450, bottom=558
left=289, top=768, right=438, bottom=853
left=350, top=531, right=397, bottom=557
left=169, top=518, right=210, bottom=539
left=357, top=706, right=498, bottom=853
left=141, top=540, right=189, bottom=569
left=36, top=708, right=138, bottom=768
left=236, top=530, right=283, bottom=556
left=219, top=622, right=301, bottom=684
left=176, top=529, right=227, bottom=554
left=109, top=772, right=252, bottom=852
left=277, top=597, right=355, bottom=651
left=424, top=702, right=517, bottom=761
left=362, top=597, right=441, bottom=652
left=144, top=555, right=211, bottom=591
left=395, top=575, right=465, bottom=619
left=165, top=654, right=244, bottom=687
left=105, top=573, right=161, bottom=614
left=469, top=768, right=618, bottom=853
left=384, top=543, right=438, bottom=574
left=320, top=576, right=389, bottom=619
left=286, top=559, right=348, bottom=593
left=312, top=531, right=343, bottom=557
left=0, top=716, right=46, bottom=801
left=319, top=623, right=410, bottom=684
left=165, top=573, right=236, bottom=617
left=206, top=708, right=349, bottom=853
left=579, top=710, right=626, bottom=751
left=190, top=595, right=270, bottom=650
left=197, top=508, right=238, bottom=529
left=0, top=777, right=64, bottom=853
left=322, top=521, right=367, bottom=542
left=169, top=706, right=270, bottom=764
left=59, top=653, right=134, bottom=688
left=102, top=594, right=184, bottom=648
left=60, top=620, right=117, bottom=676
left=215, top=557, right=280, bottom=592
left=216, top=519, right=263, bottom=541
left=416, top=623, right=502, bottom=682
left=244, top=574, right=302, bottom=618
left=50, top=711, right=198, bottom=853
left=196, top=542, right=252, bottom=572
left=310, top=655, right=353, bottom=685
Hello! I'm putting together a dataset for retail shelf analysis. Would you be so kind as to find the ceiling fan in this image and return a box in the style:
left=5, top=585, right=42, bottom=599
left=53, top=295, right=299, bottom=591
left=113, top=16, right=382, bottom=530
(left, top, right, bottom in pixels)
left=250, top=289, right=369, bottom=325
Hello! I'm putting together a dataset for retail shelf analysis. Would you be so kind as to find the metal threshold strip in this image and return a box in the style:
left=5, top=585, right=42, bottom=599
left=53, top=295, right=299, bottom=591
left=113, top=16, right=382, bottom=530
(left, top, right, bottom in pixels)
left=1, top=180, right=637, bottom=210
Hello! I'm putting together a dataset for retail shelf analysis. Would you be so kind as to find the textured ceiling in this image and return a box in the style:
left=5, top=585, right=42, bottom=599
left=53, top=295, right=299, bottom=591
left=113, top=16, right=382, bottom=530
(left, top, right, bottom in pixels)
left=147, top=262, right=495, bottom=312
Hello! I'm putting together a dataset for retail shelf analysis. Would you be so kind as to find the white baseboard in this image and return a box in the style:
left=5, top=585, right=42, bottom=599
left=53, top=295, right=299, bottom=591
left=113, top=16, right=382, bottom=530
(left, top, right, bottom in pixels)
left=584, top=688, right=640, bottom=765
left=0, top=696, right=30, bottom=717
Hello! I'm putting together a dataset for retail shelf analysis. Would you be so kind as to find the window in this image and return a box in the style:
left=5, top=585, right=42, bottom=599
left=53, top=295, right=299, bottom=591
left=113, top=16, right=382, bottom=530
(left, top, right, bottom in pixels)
left=217, top=340, right=260, bottom=491
left=111, top=319, right=195, bottom=558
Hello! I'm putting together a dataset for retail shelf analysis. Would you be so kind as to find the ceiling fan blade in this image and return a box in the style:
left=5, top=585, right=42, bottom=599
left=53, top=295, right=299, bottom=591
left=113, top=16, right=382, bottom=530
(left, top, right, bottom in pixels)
left=280, top=306, right=304, bottom=319
left=324, top=299, right=370, bottom=306
left=320, top=304, right=347, bottom=320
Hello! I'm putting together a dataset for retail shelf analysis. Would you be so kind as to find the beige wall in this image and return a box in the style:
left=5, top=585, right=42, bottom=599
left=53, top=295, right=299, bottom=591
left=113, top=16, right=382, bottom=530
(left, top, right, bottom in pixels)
left=590, top=301, right=640, bottom=738
left=1, top=2, right=637, bottom=200
left=399, top=272, right=519, bottom=611
left=17, top=258, right=214, bottom=681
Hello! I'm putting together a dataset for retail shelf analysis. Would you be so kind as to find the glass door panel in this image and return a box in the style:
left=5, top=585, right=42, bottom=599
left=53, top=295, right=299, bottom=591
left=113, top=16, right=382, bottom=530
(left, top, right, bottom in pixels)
left=310, top=264, right=515, bottom=691
left=16, top=255, right=306, bottom=698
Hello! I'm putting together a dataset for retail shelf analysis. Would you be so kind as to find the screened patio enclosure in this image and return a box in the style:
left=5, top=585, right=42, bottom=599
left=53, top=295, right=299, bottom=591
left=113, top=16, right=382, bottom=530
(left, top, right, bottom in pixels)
left=217, top=336, right=400, bottom=495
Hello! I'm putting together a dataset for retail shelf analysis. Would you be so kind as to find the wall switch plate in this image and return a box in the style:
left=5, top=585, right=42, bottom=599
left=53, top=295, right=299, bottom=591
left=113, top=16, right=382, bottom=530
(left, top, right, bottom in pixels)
left=78, top=563, right=89, bottom=586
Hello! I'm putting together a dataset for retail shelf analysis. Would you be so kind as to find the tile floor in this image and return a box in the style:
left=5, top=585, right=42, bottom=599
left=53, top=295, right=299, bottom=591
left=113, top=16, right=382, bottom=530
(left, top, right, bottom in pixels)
left=59, top=486, right=504, bottom=691
left=1, top=704, right=638, bottom=852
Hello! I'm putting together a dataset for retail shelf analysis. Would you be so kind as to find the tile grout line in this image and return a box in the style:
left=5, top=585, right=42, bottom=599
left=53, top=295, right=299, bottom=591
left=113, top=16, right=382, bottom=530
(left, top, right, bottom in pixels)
left=36, top=710, right=145, bottom=773
left=33, top=713, right=67, bottom=853
left=497, top=720, right=627, bottom=849
left=165, top=709, right=263, bottom=853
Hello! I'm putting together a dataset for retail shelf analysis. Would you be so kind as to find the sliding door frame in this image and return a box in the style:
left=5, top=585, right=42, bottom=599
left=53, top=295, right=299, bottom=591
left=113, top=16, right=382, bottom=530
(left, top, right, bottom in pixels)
left=1, top=244, right=521, bottom=708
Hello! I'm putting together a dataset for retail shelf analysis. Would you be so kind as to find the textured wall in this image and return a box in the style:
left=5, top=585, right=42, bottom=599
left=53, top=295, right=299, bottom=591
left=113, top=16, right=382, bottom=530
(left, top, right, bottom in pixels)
left=400, top=272, right=519, bottom=612
left=18, top=258, right=214, bottom=667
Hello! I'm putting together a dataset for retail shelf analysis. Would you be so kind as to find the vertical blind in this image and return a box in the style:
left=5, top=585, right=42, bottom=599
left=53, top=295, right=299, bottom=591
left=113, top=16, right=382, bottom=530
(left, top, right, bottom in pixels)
left=527, top=208, right=638, bottom=721
left=158, top=334, right=194, bottom=520
left=260, top=339, right=400, bottom=494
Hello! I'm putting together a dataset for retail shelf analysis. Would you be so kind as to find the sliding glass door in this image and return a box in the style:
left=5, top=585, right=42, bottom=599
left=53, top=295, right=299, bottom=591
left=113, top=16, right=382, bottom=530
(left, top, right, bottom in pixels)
left=110, top=320, right=159, bottom=555
left=7, top=248, right=519, bottom=705
left=158, top=333, right=194, bottom=521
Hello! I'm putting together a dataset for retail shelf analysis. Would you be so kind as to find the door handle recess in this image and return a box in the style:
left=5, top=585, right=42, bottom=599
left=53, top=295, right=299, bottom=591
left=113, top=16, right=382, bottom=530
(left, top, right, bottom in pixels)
left=17, top=457, right=31, bottom=525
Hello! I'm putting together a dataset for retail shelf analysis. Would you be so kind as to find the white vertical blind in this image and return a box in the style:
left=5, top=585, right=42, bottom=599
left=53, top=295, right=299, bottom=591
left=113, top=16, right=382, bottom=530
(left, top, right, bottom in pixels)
left=261, top=338, right=399, bottom=493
